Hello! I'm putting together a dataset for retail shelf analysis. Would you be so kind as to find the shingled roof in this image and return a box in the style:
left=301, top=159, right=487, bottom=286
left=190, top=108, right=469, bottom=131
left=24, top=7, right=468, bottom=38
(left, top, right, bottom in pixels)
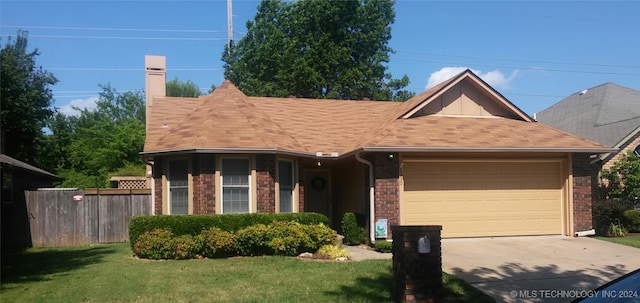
left=537, top=83, right=640, bottom=148
left=143, top=70, right=611, bottom=157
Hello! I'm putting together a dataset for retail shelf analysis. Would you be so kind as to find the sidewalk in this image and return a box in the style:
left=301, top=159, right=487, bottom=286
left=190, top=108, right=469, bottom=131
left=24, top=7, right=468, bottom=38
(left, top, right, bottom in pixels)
left=345, top=245, right=392, bottom=261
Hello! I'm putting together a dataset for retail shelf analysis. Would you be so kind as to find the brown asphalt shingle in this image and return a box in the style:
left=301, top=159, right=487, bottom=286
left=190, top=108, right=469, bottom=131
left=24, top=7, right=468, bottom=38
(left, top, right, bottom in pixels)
left=144, top=72, right=609, bottom=156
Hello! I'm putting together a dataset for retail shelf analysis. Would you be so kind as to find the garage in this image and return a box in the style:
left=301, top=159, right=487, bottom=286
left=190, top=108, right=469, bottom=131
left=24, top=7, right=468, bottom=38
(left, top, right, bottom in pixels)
left=401, top=160, right=565, bottom=238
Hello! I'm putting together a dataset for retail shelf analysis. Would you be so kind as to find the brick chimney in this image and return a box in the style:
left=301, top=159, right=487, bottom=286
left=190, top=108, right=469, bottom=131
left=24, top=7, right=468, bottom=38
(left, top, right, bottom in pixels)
left=145, top=55, right=166, bottom=129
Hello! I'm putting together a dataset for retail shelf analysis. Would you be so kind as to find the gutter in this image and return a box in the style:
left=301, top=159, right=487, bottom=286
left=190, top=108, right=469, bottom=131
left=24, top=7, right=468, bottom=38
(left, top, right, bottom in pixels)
left=355, top=152, right=375, bottom=244
left=361, top=146, right=617, bottom=154
left=140, top=148, right=316, bottom=158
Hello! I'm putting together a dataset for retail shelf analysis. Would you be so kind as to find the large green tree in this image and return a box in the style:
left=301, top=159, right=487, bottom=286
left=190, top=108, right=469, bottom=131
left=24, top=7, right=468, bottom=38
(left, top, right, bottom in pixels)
left=223, top=0, right=413, bottom=101
left=166, top=77, right=203, bottom=97
left=46, top=85, right=146, bottom=188
left=0, top=30, right=58, bottom=163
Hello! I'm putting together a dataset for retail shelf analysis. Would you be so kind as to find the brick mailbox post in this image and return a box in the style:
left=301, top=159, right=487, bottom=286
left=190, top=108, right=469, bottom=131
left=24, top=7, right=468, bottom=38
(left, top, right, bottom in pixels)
left=391, top=225, right=443, bottom=303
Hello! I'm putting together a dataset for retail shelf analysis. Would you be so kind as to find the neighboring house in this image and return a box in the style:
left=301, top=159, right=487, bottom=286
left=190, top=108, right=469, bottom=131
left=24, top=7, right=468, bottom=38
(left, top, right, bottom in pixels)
left=537, top=83, right=640, bottom=172
left=1, top=154, right=62, bottom=248
left=142, top=55, right=611, bottom=240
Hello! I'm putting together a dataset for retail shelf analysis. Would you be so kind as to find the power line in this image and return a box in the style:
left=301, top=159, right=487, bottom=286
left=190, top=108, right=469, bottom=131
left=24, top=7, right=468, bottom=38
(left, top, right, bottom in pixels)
left=0, top=25, right=227, bottom=33
left=0, top=34, right=227, bottom=41
left=394, top=57, right=640, bottom=76
left=47, top=68, right=222, bottom=71
left=395, top=50, right=640, bottom=69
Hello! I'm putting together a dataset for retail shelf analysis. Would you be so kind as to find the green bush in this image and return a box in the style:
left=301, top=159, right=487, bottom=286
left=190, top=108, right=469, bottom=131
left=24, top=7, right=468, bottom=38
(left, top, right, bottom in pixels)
left=266, top=221, right=314, bottom=256
left=593, top=203, right=628, bottom=236
left=315, top=245, right=350, bottom=259
left=173, top=235, right=199, bottom=260
left=235, top=224, right=271, bottom=256
left=374, top=240, right=392, bottom=253
left=235, top=222, right=337, bottom=257
left=301, top=223, right=339, bottom=251
left=197, top=228, right=236, bottom=258
left=341, top=212, right=366, bottom=245
left=607, top=221, right=627, bottom=237
left=129, top=212, right=329, bottom=247
left=132, top=229, right=176, bottom=260
left=623, top=210, right=640, bottom=233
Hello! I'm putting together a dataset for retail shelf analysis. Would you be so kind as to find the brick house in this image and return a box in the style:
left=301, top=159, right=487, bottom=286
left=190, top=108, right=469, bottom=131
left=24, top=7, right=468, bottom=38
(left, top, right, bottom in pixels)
left=537, top=83, right=640, bottom=204
left=142, top=56, right=611, bottom=240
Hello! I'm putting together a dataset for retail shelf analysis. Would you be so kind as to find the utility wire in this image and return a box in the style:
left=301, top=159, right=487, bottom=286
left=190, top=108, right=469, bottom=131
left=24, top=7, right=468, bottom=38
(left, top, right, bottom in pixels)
left=47, top=68, right=222, bottom=71
left=394, top=57, right=640, bottom=76
left=395, top=50, right=640, bottom=69
left=0, top=25, right=227, bottom=33
left=0, top=34, right=227, bottom=41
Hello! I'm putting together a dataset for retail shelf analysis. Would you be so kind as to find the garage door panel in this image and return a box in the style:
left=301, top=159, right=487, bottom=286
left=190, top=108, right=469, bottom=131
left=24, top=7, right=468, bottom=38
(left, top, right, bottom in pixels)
left=401, top=161, right=563, bottom=237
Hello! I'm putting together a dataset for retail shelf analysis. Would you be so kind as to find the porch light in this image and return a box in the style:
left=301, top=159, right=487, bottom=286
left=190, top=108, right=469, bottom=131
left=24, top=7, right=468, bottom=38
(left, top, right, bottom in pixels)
left=316, top=161, right=322, bottom=167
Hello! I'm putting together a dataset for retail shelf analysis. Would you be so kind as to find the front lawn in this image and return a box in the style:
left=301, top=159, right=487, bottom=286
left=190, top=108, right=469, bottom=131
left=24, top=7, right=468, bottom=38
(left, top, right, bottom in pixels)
left=1, top=243, right=493, bottom=303
left=596, top=235, right=640, bottom=248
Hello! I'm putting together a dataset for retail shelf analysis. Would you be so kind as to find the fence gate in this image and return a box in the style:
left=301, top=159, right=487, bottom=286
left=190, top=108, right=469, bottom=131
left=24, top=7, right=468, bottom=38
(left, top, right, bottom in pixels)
left=25, top=189, right=151, bottom=247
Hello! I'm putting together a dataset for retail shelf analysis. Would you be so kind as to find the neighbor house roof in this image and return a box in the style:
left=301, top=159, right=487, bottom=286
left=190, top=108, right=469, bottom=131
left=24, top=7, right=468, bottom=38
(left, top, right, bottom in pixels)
left=143, top=70, right=611, bottom=158
left=537, top=83, right=640, bottom=149
left=0, top=154, right=61, bottom=179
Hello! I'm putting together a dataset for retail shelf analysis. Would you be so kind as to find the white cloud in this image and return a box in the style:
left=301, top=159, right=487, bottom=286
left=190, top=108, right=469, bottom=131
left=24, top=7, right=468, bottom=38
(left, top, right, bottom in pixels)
left=58, top=96, right=99, bottom=116
left=426, top=67, right=519, bottom=90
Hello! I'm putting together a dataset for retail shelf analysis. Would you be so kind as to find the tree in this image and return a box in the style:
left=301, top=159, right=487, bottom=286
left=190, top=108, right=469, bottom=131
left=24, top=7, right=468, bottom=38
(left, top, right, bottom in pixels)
left=600, top=150, right=640, bottom=208
left=166, top=77, right=203, bottom=97
left=49, top=85, right=146, bottom=188
left=222, top=0, right=414, bottom=101
left=0, top=30, right=58, bottom=163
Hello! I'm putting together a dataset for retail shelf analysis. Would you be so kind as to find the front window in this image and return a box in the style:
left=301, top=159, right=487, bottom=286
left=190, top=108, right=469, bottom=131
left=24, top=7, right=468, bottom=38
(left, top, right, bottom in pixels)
left=278, top=160, right=294, bottom=212
left=221, top=158, right=250, bottom=213
left=168, top=159, right=188, bottom=214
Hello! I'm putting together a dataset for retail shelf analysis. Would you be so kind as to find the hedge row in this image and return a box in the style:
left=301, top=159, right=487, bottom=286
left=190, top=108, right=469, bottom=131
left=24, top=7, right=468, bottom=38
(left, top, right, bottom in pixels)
left=132, top=221, right=338, bottom=259
left=129, top=212, right=329, bottom=246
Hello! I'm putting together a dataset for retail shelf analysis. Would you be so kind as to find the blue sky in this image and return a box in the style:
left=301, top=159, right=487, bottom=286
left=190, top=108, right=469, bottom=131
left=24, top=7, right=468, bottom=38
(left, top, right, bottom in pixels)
left=1, top=0, right=638, bottom=116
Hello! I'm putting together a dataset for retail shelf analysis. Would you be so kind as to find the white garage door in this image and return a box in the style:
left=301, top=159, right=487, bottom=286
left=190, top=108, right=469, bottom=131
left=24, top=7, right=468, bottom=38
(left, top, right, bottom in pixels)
left=402, top=161, right=564, bottom=238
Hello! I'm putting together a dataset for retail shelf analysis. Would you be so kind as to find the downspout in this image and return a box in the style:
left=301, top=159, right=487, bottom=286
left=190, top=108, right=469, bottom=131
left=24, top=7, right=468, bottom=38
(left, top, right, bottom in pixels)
left=355, top=152, right=375, bottom=244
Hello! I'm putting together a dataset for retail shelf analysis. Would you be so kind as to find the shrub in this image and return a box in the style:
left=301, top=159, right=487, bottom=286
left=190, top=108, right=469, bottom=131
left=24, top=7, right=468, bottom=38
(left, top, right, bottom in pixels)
left=235, top=224, right=271, bottom=256
left=129, top=212, right=329, bottom=247
left=624, top=210, right=640, bottom=233
left=341, top=212, right=366, bottom=245
left=593, top=203, right=628, bottom=236
left=607, top=221, right=627, bottom=237
left=173, top=235, right=199, bottom=260
left=374, top=240, right=392, bottom=253
left=266, top=221, right=313, bottom=256
left=132, top=229, right=176, bottom=260
left=197, top=228, right=236, bottom=258
left=301, top=223, right=339, bottom=251
left=315, top=245, right=350, bottom=259
left=235, top=221, right=337, bottom=256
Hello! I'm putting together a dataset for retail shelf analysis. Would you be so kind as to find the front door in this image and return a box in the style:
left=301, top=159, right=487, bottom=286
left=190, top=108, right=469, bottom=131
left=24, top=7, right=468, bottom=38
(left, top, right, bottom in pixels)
left=305, top=170, right=331, bottom=224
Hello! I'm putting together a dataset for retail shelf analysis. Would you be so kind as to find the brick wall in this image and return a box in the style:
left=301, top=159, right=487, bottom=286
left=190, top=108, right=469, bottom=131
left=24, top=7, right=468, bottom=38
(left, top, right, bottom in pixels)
left=602, top=132, right=640, bottom=171
left=192, top=154, right=216, bottom=214
left=256, top=154, right=276, bottom=213
left=392, top=225, right=443, bottom=303
left=573, top=153, right=595, bottom=232
left=152, top=158, right=163, bottom=215
left=298, top=164, right=305, bottom=212
left=374, top=153, right=400, bottom=239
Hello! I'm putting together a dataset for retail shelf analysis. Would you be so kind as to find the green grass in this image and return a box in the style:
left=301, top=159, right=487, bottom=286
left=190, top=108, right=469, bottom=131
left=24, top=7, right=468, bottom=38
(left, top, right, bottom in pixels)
left=596, top=235, right=640, bottom=248
left=1, top=243, right=494, bottom=303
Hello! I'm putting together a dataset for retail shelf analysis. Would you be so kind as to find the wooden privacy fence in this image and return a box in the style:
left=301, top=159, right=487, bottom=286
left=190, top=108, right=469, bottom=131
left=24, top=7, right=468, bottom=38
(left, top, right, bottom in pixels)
left=26, top=188, right=152, bottom=247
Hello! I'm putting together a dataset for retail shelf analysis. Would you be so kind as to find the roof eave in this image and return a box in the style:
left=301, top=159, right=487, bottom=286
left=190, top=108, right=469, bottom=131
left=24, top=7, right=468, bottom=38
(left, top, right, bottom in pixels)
left=361, top=146, right=617, bottom=154
left=140, top=148, right=316, bottom=158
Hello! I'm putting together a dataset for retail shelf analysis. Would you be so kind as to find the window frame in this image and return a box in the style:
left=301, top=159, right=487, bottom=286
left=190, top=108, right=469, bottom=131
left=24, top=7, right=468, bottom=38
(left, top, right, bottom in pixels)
left=220, top=157, right=252, bottom=214
left=277, top=159, right=296, bottom=213
left=167, top=158, right=190, bottom=215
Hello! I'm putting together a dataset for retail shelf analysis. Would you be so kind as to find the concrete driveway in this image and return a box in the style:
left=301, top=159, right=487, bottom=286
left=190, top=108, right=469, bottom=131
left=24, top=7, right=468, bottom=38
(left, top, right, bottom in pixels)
left=442, top=236, right=640, bottom=303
